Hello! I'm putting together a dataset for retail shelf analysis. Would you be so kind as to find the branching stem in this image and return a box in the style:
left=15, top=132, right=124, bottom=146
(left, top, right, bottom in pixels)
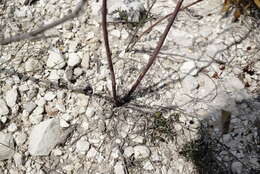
left=123, top=0, right=184, bottom=102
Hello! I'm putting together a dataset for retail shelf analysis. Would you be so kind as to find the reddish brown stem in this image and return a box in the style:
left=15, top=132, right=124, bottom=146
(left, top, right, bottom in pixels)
left=126, top=0, right=203, bottom=51
left=123, top=0, right=184, bottom=101
left=101, top=0, right=118, bottom=105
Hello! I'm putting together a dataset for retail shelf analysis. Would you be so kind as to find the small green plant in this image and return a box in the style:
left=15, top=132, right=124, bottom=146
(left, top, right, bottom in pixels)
left=147, top=112, right=177, bottom=144
left=111, top=8, right=154, bottom=29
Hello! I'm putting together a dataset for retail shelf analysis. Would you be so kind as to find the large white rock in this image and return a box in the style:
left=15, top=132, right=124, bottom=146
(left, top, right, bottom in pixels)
left=28, top=118, right=63, bottom=156
left=134, top=145, right=150, bottom=159
left=47, top=48, right=66, bottom=69
left=0, top=132, right=15, bottom=160
left=0, top=99, right=9, bottom=116
left=5, top=88, right=18, bottom=107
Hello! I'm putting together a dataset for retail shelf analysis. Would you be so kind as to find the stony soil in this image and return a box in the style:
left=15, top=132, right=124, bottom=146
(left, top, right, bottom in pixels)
left=0, top=0, right=259, bottom=174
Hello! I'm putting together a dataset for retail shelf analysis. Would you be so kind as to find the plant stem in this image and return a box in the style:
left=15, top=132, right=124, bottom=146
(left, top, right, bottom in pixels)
left=126, top=0, right=203, bottom=51
left=123, top=0, right=184, bottom=101
left=101, top=0, right=118, bottom=105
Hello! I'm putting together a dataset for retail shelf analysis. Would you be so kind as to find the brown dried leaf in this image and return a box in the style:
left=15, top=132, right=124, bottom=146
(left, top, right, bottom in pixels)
left=254, top=0, right=260, bottom=8
left=222, top=0, right=232, bottom=12
left=234, top=8, right=241, bottom=20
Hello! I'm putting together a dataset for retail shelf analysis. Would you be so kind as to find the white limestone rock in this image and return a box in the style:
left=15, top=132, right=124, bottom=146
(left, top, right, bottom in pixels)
left=14, top=132, right=27, bottom=146
left=143, top=160, right=154, bottom=170
left=5, top=88, right=18, bottom=107
left=7, top=123, right=17, bottom=132
left=180, top=61, right=198, bottom=76
left=48, top=70, right=60, bottom=81
left=29, top=118, right=63, bottom=156
left=114, top=161, right=125, bottom=174
left=60, top=119, right=70, bottom=128
left=81, top=52, right=90, bottom=69
left=124, top=146, right=134, bottom=158
left=23, top=102, right=36, bottom=114
left=44, top=91, right=56, bottom=101
left=47, top=48, right=66, bottom=69
left=134, top=145, right=150, bottom=159
left=67, top=53, right=81, bottom=67
left=25, top=58, right=41, bottom=72
left=0, top=99, right=9, bottom=116
left=13, top=153, right=23, bottom=167
left=0, top=132, right=15, bottom=160
left=77, top=94, right=89, bottom=107
left=76, top=137, right=90, bottom=155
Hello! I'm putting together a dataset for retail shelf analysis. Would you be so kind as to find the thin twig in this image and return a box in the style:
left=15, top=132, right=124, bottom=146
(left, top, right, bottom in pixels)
left=126, top=0, right=203, bottom=52
left=0, top=0, right=87, bottom=45
left=122, top=0, right=184, bottom=102
left=124, top=0, right=157, bottom=52
left=101, top=0, right=118, bottom=106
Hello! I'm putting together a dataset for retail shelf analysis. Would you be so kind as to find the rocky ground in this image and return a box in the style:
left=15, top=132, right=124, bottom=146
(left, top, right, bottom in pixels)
left=0, top=0, right=259, bottom=173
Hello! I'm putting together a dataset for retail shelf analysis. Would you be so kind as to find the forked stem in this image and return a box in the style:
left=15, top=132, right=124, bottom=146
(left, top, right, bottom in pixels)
left=126, top=0, right=203, bottom=52
left=122, top=0, right=184, bottom=102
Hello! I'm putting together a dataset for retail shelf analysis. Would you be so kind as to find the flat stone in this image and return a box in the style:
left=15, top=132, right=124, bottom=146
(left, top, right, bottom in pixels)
left=77, top=94, right=89, bottom=107
left=5, top=88, right=18, bottom=107
left=28, top=118, right=63, bottom=156
left=44, top=91, right=56, bottom=101
left=0, top=99, right=9, bottom=116
left=0, top=132, right=15, bottom=160
left=134, top=145, right=150, bottom=159
left=47, top=48, right=66, bottom=69
left=23, top=102, right=36, bottom=114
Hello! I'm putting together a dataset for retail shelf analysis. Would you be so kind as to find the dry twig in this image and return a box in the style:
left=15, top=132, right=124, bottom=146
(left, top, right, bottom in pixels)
left=0, top=0, right=87, bottom=45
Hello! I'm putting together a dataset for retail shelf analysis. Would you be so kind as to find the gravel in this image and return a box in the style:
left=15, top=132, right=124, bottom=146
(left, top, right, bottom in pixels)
left=0, top=0, right=259, bottom=173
